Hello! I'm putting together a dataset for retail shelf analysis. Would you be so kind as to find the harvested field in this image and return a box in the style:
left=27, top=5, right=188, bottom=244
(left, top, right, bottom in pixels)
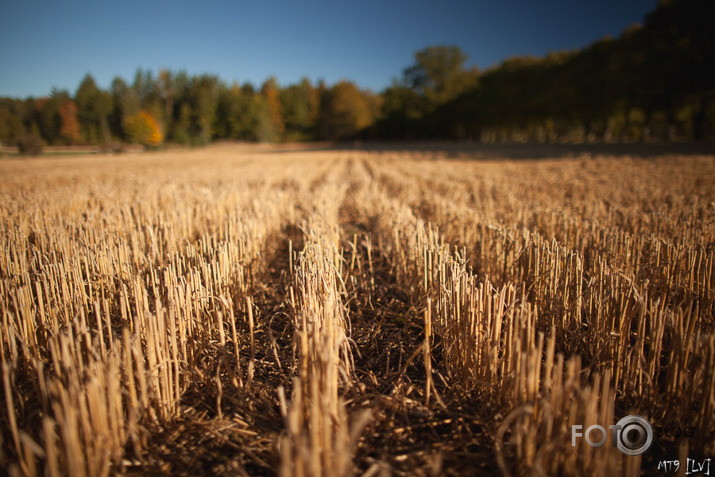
left=1, top=144, right=714, bottom=476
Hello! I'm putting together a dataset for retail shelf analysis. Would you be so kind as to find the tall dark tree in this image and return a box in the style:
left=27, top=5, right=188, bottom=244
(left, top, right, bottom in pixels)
left=280, top=77, right=319, bottom=140
left=403, top=45, right=478, bottom=111
left=196, top=75, right=220, bottom=143
left=132, top=69, right=156, bottom=105
left=638, top=0, right=715, bottom=139
left=75, top=74, right=113, bottom=145
left=31, top=90, right=71, bottom=145
left=377, top=82, right=424, bottom=139
left=111, top=77, right=140, bottom=141
left=157, top=69, right=176, bottom=136
left=216, top=82, right=264, bottom=141
left=0, top=99, right=28, bottom=146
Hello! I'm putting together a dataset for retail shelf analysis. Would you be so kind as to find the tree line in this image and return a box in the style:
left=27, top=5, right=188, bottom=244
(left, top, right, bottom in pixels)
left=0, top=0, right=712, bottom=153
left=0, top=71, right=382, bottom=152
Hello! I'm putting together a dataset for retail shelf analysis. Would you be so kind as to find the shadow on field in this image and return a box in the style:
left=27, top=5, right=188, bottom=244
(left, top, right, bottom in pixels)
left=275, top=141, right=715, bottom=159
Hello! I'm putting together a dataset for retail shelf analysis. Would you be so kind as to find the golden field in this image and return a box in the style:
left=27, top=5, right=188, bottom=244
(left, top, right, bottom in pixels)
left=1, top=144, right=714, bottom=476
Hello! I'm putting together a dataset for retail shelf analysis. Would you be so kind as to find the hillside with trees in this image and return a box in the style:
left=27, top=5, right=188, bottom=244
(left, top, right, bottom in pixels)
left=378, top=0, right=715, bottom=142
left=0, top=0, right=712, bottom=153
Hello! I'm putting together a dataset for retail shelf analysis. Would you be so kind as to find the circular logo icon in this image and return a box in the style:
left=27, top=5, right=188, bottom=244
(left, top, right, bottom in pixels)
left=615, top=415, right=653, bottom=456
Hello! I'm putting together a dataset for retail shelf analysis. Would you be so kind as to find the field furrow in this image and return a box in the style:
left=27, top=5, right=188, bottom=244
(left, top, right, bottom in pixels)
left=337, top=168, right=496, bottom=475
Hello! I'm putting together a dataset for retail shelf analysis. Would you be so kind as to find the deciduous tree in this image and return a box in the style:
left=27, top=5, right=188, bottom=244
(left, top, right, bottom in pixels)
left=261, top=77, right=285, bottom=141
left=404, top=45, right=478, bottom=111
left=280, top=77, right=318, bottom=140
left=123, top=110, right=163, bottom=147
left=318, top=81, right=374, bottom=140
left=59, top=99, right=81, bottom=144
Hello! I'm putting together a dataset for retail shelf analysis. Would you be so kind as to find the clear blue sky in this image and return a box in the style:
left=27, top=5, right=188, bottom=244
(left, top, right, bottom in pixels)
left=0, top=0, right=658, bottom=98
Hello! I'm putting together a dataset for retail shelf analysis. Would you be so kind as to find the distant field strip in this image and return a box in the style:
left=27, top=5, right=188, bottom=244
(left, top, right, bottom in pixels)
left=1, top=145, right=714, bottom=476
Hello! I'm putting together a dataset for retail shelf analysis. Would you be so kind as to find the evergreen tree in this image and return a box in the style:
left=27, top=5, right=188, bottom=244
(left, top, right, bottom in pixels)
left=75, top=74, right=113, bottom=145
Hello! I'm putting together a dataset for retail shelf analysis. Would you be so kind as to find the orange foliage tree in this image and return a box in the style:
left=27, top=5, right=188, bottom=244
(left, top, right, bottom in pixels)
left=319, top=81, right=374, bottom=140
left=123, top=110, right=163, bottom=147
left=59, top=100, right=81, bottom=144
left=261, top=77, right=285, bottom=140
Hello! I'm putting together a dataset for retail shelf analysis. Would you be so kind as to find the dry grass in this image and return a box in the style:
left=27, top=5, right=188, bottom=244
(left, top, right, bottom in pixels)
left=1, top=144, right=713, bottom=476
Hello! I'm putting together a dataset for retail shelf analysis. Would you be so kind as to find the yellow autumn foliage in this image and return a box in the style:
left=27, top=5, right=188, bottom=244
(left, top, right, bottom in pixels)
left=123, top=110, right=163, bottom=147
